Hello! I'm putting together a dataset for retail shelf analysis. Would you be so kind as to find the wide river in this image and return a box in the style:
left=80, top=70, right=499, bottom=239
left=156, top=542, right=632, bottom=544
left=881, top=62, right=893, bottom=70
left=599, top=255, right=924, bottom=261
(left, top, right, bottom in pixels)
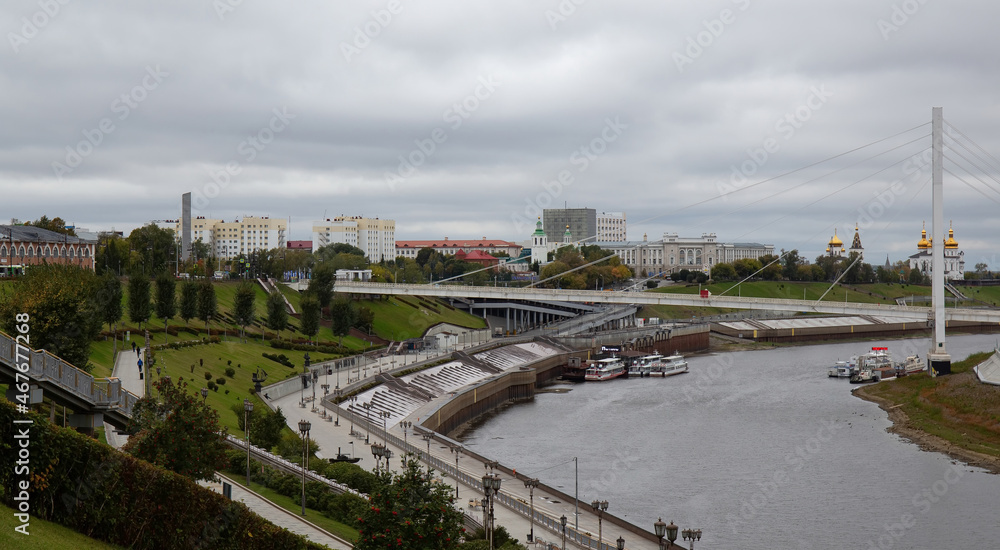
left=459, top=334, right=1000, bottom=550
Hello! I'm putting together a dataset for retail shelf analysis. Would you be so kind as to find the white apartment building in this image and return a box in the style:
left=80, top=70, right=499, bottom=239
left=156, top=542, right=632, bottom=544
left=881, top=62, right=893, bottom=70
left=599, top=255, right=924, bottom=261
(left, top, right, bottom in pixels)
left=312, top=216, right=396, bottom=262
left=164, top=216, right=286, bottom=259
left=596, top=211, right=627, bottom=242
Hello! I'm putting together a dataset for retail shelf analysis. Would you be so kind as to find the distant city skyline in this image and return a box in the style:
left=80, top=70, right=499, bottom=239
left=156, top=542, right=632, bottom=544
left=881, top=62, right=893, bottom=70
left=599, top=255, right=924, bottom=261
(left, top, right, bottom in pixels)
left=2, top=1, right=997, bottom=268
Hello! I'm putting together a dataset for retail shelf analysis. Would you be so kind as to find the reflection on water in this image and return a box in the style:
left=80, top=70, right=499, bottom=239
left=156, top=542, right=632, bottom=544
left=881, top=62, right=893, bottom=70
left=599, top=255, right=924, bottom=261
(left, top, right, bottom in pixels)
left=460, top=334, right=1000, bottom=550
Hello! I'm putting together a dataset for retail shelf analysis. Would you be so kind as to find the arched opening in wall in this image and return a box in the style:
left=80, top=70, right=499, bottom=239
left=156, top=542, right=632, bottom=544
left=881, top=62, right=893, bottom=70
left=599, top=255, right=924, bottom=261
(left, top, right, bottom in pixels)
left=18, top=246, right=25, bottom=257
left=26, top=246, right=33, bottom=258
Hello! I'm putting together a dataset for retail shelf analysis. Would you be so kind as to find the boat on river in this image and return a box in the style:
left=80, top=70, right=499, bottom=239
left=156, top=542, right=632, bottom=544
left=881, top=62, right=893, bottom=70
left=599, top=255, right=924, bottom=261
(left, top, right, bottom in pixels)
left=828, top=360, right=854, bottom=378
left=585, top=357, right=626, bottom=381
left=649, top=355, right=688, bottom=377
left=627, top=353, right=662, bottom=378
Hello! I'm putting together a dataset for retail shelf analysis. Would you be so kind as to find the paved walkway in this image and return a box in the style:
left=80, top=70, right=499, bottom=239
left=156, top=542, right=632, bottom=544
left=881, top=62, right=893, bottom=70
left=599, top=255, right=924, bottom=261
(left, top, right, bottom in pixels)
left=268, top=346, right=667, bottom=550
left=199, top=473, right=351, bottom=549
left=105, top=339, right=146, bottom=449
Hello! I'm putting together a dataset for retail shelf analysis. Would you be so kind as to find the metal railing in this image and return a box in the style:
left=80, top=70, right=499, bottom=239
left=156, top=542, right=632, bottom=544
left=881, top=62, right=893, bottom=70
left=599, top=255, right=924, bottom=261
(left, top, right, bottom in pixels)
left=0, top=330, right=139, bottom=416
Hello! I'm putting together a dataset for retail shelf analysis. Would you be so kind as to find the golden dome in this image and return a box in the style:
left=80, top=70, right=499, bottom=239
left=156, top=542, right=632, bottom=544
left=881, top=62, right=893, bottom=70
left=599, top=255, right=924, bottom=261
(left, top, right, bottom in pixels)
left=828, top=229, right=843, bottom=247
left=917, top=222, right=930, bottom=249
left=945, top=222, right=958, bottom=249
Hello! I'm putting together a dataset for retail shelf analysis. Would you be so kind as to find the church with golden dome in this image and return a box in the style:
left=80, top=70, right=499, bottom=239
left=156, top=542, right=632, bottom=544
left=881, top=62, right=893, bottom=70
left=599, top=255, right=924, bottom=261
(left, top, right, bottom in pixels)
left=826, top=225, right=864, bottom=258
left=908, top=222, right=965, bottom=280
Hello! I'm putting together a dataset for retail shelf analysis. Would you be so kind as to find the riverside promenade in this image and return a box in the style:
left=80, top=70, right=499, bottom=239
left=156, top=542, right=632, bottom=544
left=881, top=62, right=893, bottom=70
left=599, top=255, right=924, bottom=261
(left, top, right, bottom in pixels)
left=267, top=341, right=684, bottom=550
left=104, top=343, right=145, bottom=449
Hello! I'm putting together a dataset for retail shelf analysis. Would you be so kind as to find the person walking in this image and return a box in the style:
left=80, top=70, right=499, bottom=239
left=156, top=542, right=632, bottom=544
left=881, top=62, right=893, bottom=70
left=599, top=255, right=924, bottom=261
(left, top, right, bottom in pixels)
left=138, top=358, right=144, bottom=380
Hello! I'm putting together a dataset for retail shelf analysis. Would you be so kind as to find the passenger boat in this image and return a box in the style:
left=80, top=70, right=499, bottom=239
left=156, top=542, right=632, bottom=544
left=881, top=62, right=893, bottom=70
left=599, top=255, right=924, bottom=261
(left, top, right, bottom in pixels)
left=896, top=355, right=925, bottom=376
left=849, top=368, right=877, bottom=384
left=627, top=353, right=661, bottom=378
left=585, top=357, right=626, bottom=381
left=650, top=355, right=688, bottom=377
left=828, top=360, right=854, bottom=378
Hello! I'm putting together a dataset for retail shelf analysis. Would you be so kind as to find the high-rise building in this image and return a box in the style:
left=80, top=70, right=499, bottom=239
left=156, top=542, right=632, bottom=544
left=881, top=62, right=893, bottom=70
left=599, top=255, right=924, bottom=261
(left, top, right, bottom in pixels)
left=166, top=216, right=286, bottom=259
left=312, top=216, right=395, bottom=262
left=596, top=211, right=627, bottom=242
left=542, top=208, right=597, bottom=244
left=181, top=192, right=191, bottom=261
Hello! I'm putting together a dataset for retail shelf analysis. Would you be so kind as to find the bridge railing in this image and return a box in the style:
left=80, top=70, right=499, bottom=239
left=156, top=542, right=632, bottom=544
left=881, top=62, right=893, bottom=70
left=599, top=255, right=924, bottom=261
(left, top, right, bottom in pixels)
left=0, top=330, right=139, bottom=416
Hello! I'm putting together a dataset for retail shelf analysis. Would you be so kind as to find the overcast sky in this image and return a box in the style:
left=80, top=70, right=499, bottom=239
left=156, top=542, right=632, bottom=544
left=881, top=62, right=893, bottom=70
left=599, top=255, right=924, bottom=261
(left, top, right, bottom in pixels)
left=3, top=1, right=1000, bottom=267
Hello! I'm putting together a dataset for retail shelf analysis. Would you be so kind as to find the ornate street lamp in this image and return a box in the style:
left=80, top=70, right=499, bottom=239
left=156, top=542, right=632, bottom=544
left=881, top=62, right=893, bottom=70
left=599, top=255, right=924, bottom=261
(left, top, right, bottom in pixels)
left=590, top=500, right=609, bottom=549
left=616, top=535, right=625, bottom=550
left=299, top=372, right=308, bottom=408
left=332, top=388, right=340, bottom=426
left=310, top=370, right=319, bottom=412
left=682, top=528, right=702, bottom=549
left=655, top=518, right=666, bottom=550
left=450, top=446, right=464, bottom=499
left=524, top=478, right=539, bottom=542
left=362, top=402, right=372, bottom=443
left=481, top=473, right=502, bottom=550
left=298, top=419, right=311, bottom=516
left=243, top=398, right=253, bottom=486
left=560, top=514, right=567, bottom=550
left=200, top=387, right=208, bottom=403
left=348, top=395, right=358, bottom=435
left=400, top=420, right=412, bottom=453
left=421, top=432, right=433, bottom=465
left=378, top=410, right=391, bottom=445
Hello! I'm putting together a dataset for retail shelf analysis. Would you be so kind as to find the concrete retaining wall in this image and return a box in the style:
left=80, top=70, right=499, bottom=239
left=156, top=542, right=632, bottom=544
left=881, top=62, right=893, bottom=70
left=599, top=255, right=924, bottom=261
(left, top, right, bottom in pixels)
left=712, top=319, right=1000, bottom=343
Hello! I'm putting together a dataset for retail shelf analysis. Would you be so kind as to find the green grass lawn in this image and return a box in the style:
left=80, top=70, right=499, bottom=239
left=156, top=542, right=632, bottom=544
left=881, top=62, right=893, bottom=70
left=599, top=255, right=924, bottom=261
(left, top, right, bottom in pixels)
left=957, top=284, right=1000, bottom=307
left=650, top=281, right=895, bottom=304
left=0, top=503, right=124, bottom=549
left=357, top=296, right=486, bottom=340
left=89, top=339, right=117, bottom=378
left=224, top=476, right=359, bottom=542
left=151, top=338, right=340, bottom=434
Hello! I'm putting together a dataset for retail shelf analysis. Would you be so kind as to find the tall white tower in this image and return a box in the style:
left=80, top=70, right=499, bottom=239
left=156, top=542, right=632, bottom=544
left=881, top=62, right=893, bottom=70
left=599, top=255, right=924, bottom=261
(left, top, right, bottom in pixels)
left=530, top=218, right=548, bottom=265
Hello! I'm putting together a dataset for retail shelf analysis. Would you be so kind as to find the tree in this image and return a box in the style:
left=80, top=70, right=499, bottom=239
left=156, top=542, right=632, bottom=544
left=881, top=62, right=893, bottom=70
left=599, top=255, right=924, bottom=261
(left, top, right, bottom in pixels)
left=354, top=457, right=466, bottom=550
left=0, top=264, right=100, bottom=370
left=315, top=242, right=366, bottom=262
left=330, top=296, right=356, bottom=348
left=266, top=289, right=289, bottom=337
left=355, top=305, right=375, bottom=334
left=711, top=263, right=737, bottom=280
left=300, top=293, right=321, bottom=345
left=96, top=271, right=123, bottom=355
left=909, top=266, right=925, bottom=285
left=127, top=271, right=152, bottom=329
left=233, top=281, right=257, bottom=341
left=179, top=280, right=198, bottom=328
left=26, top=215, right=76, bottom=235
left=127, top=224, right=177, bottom=275
left=758, top=254, right=783, bottom=280
left=124, top=377, right=228, bottom=481
left=782, top=249, right=803, bottom=280
left=733, top=258, right=763, bottom=279
left=154, top=271, right=176, bottom=342
left=95, top=234, right=130, bottom=276
left=233, top=403, right=287, bottom=452
left=307, top=262, right=337, bottom=317
left=197, top=280, right=217, bottom=335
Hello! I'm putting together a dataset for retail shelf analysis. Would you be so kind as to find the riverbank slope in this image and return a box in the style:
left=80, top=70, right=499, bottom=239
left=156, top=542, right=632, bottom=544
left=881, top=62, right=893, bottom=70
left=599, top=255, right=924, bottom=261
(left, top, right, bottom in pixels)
left=854, top=351, right=1000, bottom=474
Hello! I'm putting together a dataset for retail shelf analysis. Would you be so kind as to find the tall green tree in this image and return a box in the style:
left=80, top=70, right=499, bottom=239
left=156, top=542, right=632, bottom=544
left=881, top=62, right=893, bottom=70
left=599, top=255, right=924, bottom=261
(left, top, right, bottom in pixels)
left=0, top=264, right=100, bottom=370
left=299, top=293, right=321, bottom=345
left=232, top=402, right=287, bottom=451
left=95, top=234, right=130, bottom=276
left=355, top=305, right=375, bottom=334
left=266, top=289, right=288, bottom=337
left=354, top=457, right=466, bottom=550
left=26, top=215, right=76, bottom=235
left=96, top=271, right=123, bottom=355
left=127, top=271, right=152, bottom=329
left=307, top=262, right=337, bottom=318
left=124, top=377, right=228, bottom=481
left=197, top=280, right=217, bottom=335
left=154, top=271, right=176, bottom=342
left=233, top=281, right=257, bottom=341
left=329, top=296, right=356, bottom=348
left=179, top=280, right=198, bottom=328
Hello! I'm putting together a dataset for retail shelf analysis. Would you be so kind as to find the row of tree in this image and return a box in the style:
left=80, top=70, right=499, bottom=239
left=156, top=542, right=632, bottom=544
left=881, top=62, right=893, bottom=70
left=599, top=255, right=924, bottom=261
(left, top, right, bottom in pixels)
left=706, top=249, right=934, bottom=285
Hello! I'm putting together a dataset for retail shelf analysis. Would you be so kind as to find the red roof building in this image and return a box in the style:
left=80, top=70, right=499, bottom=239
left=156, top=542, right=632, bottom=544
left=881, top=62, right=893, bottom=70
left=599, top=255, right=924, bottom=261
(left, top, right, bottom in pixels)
left=287, top=240, right=312, bottom=252
left=454, top=249, right=500, bottom=271
left=395, top=238, right=521, bottom=259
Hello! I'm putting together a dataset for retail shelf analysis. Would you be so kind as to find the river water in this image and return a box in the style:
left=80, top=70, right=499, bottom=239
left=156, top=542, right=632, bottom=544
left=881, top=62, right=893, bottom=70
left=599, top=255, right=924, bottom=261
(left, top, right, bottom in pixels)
left=459, top=334, right=1000, bottom=550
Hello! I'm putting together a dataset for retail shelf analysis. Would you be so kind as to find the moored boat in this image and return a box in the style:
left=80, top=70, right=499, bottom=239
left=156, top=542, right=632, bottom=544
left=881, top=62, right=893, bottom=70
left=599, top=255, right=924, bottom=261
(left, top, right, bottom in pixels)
left=627, top=353, right=661, bottom=378
left=585, top=357, right=626, bottom=381
left=650, top=355, right=688, bottom=377
left=828, top=360, right=854, bottom=378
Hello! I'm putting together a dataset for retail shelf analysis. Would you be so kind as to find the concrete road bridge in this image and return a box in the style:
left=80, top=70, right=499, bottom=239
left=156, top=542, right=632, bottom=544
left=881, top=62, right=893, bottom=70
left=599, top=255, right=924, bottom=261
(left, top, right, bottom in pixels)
left=335, top=281, right=1000, bottom=325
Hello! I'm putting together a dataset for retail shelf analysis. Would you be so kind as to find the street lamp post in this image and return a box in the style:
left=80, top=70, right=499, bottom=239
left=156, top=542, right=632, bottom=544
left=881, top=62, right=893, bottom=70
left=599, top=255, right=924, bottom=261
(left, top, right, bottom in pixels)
left=481, top=473, right=502, bottom=550
left=591, top=500, right=608, bottom=549
left=298, top=420, right=311, bottom=516
left=654, top=518, right=679, bottom=550
left=400, top=421, right=412, bottom=452
left=200, top=387, right=208, bottom=403
left=524, top=478, right=539, bottom=542
left=310, top=370, right=318, bottom=412
left=299, top=372, right=308, bottom=408
left=348, top=395, right=357, bottom=434
left=371, top=443, right=383, bottom=474
left=378, top=411, right=391, bottom=445
left=244, top=399, right=253, bottom=486
left=362, top=402, right=372, bottom=443
left=616, top=536, right=625, bottom=550
left=560, top=514, right=567, bottom=550
left=681, top=528, right=702, bottom=550
left=450, top=446, right=464, bottom=499
left=333, top=388, right=340, bottom=426
left=422, top=433, right=433, bottom=465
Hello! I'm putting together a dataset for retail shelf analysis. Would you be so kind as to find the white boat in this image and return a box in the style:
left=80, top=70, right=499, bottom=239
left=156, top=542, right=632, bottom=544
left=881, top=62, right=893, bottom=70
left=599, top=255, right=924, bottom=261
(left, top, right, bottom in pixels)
left=849, top=368, right=877, bottom=384
left=828, top=360, right=854, bottom=378
left=585, top=357, right=626, bottom=381
left=628, top=353, right=661, bottom=378
left=897, top=355, right=925, bottom=375
left=650, top=355, right=688, bottom=377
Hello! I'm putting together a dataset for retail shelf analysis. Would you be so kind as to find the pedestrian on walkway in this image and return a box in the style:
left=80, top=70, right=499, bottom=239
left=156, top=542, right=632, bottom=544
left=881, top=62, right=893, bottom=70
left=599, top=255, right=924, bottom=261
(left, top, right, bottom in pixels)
left=136, top=346, right=140, bottom=358
left=131, top=341, right=136, bottom=353
left=138, top=358, right=144, bottom=380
